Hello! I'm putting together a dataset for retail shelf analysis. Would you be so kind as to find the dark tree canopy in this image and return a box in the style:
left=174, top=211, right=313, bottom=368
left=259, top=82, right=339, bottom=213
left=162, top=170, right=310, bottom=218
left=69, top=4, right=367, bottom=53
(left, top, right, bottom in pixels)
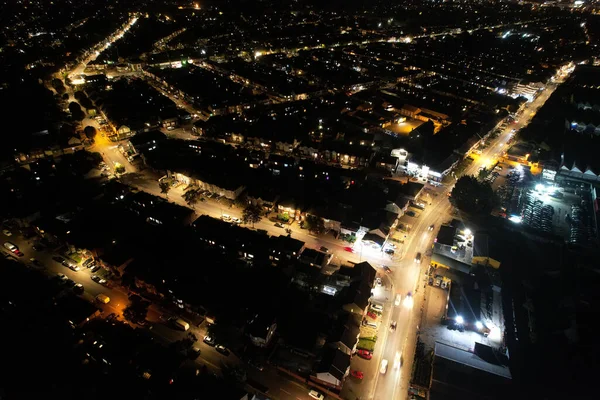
left=450, top=175, right=496, bottom=215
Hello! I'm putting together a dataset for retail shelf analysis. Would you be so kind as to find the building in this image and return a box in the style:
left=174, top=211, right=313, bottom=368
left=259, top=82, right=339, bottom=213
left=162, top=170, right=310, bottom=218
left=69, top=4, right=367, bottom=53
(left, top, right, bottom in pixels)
left=312, top=346, right=351, bottom=389
left=247, top=313, right=277, bottom=348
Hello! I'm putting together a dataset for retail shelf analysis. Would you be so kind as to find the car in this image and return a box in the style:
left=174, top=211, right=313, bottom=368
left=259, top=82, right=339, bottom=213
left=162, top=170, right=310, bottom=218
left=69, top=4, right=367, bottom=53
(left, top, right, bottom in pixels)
left=91, top=275, right=107, bottom=285
left=384, top=249, right=395, bottom=255
left=344, top=246, right=354, bottom=253
left=32, top=243, right=45, bottom=251
left=394, top=351, right=402, bottom=369
left=441, top=280, right=448, bottom=290
left=29, top=258, right=42, bottom=266
left=356, top=349, right=372, bottom=360
left=390, top=321, right=397, bottom=331
left=203, top=335, right=216, bottom=346
left=3, top=242, right=17, bottom=252
left=319, top=246, right=329, bottom=253
left=56, top=273, right=68, bottom=282
left=90, top=265, right=101, bottom=273
left=380, top=359, right=388, bottom=374
left=215, top=345, right=229, bottom=356
left=248, top=360, right=265, bottom=371
left=274, top=222, right=285, bottom=228
left=395, top=294, right=402, bottom=306
left=414, top=252, right=422, bottom=263
left=188, top=346, right=201, bottom=359
left=231, top=217, right=241, bottom=224
left=428, top=224, right=434, bottom=231
left=350, top=370, right=364, bottom=380
left=73, top=283, right=84, bottom=294
left=83, top=258, right=94, bottom=268
left=2, top=229, right=12, bottom=236
left=64, top=278, right=76, bottom=288
left=382, top=265, right=392, bottom=274
left=221, top=214, right=231, bottom=221
left=376, top=277, right=382, bottom=286
left=14, top=249, right=24, bottom=257
left=69, top=264, right=81, bottom=272
left=308, top=390, right=325, bottom=400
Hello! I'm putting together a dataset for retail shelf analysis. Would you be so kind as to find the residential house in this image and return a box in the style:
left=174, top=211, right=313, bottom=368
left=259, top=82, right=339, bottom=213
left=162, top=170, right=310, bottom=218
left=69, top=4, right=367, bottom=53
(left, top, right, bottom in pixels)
left=269, top=235, right=305, bottom=264
left=341, top=280, right=373, bottom=316
left=299, top=248, right=332, bottom=268
left=312, top=346, right=351, bottom=389
left=247, top=313, right=277, bottom=348
left=127, top=130, right=167, bottom=154
left=328, top=312, right=361, bottom=355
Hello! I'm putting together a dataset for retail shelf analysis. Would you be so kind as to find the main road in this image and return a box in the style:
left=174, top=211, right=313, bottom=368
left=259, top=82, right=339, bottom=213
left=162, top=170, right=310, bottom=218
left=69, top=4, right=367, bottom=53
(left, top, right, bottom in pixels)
left=370, top=75, right=564, bottom=400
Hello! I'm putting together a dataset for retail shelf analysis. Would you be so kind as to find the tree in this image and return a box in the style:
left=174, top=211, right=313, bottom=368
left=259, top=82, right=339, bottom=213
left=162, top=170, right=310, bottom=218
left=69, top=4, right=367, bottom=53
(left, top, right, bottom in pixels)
left=450, top=175, right=496, bottom=215
left=84, top=126, right=96, bottom=140
left=159, top=181, right=171, bottom=198
left=183, top=189, right=199, bottom=209
left=51, top=78, right=66, bottom=95
left=478, top=168, right=489, bottom=180
left=304, top=214, right=325, bottom=234
left=242, top=203, right=262, bottom=227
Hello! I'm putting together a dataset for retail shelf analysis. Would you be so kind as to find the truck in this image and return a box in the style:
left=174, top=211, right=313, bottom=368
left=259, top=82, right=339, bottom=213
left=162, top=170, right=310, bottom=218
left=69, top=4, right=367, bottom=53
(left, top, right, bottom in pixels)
left=172, top=318, right=190, bottom=331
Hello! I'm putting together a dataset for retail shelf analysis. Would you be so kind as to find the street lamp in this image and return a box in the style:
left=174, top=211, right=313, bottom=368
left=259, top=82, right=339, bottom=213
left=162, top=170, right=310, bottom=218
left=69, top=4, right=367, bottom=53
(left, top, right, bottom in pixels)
left=475, top=321, right=483, bottom=330
left=455, top=315, right=464, bottom=325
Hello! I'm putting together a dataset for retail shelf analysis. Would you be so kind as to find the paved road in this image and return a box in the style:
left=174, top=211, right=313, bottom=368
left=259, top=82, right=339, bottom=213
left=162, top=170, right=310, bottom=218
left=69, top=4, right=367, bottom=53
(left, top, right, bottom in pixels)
left=370, top=78, right=564, bottom=400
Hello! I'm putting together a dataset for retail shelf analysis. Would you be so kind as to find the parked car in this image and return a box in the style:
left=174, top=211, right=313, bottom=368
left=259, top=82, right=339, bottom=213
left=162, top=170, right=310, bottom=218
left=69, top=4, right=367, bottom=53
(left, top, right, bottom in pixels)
left=376, top=277, right=382, bottom=286
left=350, top=370, right=364, bottom=380
left=308, top=390, right=324, bottom=400
left=57, top=273, right=68, bottom=282
left=90, top=265, right=101, bottom=273
left=2, top=229, right=12, bottom=236
left=319, top=246, right=329, bottom=253
left=69, top=264, right=81, bottom=272
left=356, top=349, right=372, bottom=360
left=428, top=224, right=434, bottom=231
left=215, top=345, right=229, bottom=356
left=73, top=283, right=84, bottom=294
left=91, top=275, right=107, bottom=285
left=64, top=279, right=76, bottom=288
left=274, top=222, right=285, bottom=228
left=384, top=249, right=394, bottom=255
left=344, top=246, right=354, bottom=253
left=29, top=258, right=42, bottom=266
left=203, top=335, right=216, bottom=346
left=188, top=346, right=201, bottom=359
left=382, top=265, right=392, bottom=274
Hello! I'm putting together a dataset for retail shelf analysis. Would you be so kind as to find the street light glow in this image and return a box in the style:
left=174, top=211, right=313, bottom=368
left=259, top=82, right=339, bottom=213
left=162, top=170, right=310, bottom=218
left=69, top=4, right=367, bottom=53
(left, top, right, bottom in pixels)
left=455, top=315, right=464, bottom=325
left=475, top=321, right=483, bottom=330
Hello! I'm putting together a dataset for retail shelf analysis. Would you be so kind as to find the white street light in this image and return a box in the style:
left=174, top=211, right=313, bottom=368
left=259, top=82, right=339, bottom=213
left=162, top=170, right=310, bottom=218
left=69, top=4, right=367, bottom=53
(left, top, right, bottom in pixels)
left=455, top=315, right=464, bottom=325
left=475, top=321, right=483, bottom=330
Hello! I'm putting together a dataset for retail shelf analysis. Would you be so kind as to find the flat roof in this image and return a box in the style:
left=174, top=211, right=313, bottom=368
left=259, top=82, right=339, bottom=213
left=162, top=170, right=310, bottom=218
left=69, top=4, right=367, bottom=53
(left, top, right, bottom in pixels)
left=434, top=341, right=512, bottom=379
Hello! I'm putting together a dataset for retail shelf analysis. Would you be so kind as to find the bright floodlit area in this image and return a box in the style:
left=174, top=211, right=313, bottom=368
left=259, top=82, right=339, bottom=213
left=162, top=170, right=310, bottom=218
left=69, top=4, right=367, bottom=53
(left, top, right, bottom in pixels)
left=386, top=118, right=425, bottom=136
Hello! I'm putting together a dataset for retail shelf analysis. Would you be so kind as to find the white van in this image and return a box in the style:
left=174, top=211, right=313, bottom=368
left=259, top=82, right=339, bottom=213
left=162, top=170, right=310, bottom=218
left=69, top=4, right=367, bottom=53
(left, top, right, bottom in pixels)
left=370, top=303, right=384, bottom=312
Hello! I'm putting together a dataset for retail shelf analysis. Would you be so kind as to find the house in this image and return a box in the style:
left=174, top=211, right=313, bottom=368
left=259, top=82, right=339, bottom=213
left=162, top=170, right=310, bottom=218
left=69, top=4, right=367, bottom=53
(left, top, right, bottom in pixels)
left=126, top=191, right=194, bottom=226
left=328, top=313, right=361, bottom=355
left=436, top=225, right=457, bottom=247
left=342, top=280, right=373, bottom=316
left=247, top=313, right=277, bottom=348
left=127, top=130, right=167, bottom=154
left=313, top=346, right=351, bottom=388
left=246, top=185, right=279, bottom=211
left=269, top=235, right=305, bottom=263
left=374, top=154, right=400, bottom=173
left=299, top=248, right=332, bottom=268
